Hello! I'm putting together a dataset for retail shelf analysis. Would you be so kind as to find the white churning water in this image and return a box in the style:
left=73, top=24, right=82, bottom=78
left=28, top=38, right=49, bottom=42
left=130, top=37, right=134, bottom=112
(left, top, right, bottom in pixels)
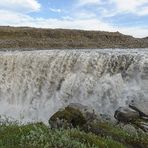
left=0, top=49, right=148, bottom=124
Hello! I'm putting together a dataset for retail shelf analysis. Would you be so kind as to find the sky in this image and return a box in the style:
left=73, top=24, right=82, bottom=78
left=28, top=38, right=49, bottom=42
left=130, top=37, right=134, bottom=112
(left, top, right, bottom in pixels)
left=0, top=0, right=148, bottom=38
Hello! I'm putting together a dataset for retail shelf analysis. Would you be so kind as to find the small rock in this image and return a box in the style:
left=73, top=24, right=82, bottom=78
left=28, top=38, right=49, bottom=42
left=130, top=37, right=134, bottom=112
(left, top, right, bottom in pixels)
left=100, top=113, right=116, bottom=124
left=122, top=124, right=137, bottom=135
left=114, top=107, right=140, bottom=123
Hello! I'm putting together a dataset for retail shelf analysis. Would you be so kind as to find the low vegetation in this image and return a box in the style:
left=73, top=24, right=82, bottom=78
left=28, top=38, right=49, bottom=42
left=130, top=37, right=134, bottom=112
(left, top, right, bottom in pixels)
left=84, top=121, right=148, bottom=148
left=0, top=120, right=147, bottom=148
left=0, top=122, right=125, bottom=148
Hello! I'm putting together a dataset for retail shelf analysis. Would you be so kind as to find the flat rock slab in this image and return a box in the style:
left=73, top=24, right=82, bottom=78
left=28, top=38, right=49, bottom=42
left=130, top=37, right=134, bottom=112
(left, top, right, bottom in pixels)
left=114, top=107, right=140, bottom=123
left=129, top=101, right=148, bottom=117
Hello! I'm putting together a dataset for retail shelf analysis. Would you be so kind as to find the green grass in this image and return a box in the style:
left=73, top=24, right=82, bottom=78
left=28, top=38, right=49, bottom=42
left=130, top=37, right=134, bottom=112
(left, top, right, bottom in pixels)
left=0, top=122, right=125, bottom=148
left=0, top=121, right=147, bottom=148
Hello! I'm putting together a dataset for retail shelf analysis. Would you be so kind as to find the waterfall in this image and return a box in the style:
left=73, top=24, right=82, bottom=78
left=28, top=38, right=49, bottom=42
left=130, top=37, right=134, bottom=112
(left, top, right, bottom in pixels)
left=0, top=49, right=148, bottom=124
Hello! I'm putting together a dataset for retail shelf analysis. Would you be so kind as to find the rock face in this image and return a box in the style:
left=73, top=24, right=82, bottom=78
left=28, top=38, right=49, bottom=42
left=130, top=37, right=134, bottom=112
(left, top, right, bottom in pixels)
left=129, top=101, right=148, bottom=118
left=114, top=107, right=140, bottom=123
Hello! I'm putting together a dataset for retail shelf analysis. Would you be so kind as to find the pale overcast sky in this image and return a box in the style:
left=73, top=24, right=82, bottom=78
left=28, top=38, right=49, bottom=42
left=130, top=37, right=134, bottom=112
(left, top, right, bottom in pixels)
left=0, top=0, right=148, bottom=37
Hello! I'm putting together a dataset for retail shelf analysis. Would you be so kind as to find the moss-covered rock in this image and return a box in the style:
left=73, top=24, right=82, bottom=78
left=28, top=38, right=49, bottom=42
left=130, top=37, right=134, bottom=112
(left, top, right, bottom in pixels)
left=49, top=103, right=100, bottom=129
left=49, top=106, right=87, bottom=128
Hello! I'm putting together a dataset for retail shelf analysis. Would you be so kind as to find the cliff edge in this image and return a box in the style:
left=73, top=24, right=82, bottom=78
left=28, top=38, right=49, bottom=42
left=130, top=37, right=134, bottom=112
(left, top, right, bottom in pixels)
left=0, top=26, right=148, bottom=49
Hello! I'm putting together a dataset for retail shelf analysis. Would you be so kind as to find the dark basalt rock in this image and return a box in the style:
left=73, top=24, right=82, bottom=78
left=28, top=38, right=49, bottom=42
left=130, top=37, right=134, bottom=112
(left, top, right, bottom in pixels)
left=114, top=103, right=148, bottom=132
left=114, top=107, right=140, bottom=123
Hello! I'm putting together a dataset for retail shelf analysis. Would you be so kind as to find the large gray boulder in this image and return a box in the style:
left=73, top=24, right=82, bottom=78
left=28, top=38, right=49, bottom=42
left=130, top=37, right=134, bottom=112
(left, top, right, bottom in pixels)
left=129, top=101, right=148, bottom=118
left=114, top=107, right=140, bottom=123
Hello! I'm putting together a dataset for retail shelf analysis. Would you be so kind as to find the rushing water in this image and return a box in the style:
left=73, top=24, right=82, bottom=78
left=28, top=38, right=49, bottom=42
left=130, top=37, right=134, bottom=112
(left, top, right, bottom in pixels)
left=0, top=49, right=148, bottom=124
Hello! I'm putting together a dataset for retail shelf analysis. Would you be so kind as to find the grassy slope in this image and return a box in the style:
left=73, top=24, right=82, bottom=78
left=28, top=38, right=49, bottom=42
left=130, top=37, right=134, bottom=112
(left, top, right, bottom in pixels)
left=0, top=26, right=148, bottom=49
left=0, top=122, right=147, bottom=148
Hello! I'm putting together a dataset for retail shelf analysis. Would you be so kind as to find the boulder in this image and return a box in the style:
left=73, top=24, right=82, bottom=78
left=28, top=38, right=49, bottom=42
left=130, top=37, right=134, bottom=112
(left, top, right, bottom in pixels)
left=129, top=100, right=148, bottom=118
left=49, top=103, right=99, bottom=129
left=114, top=107, right=140, bottom=123
left=49, top=106, right=86, bottom=128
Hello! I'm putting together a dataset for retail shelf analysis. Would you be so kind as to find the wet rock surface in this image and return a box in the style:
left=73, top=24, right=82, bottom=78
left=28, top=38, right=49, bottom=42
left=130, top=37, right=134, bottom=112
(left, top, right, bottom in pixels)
left=114, top=107, right=140, bottom=123
left=129, top=100, right=148, bottom=118
left=138, top=122, right=148, bottom=132
left=114, top=101, right=148, bottom=132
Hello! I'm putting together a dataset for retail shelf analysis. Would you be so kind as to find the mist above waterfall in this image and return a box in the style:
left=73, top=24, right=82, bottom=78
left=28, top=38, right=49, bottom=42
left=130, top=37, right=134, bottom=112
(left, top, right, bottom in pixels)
left=0, top=49, right=148, bottom=124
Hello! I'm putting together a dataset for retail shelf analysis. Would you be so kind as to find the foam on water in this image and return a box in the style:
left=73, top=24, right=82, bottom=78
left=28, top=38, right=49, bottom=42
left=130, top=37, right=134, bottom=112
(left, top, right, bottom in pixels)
left=0, top=49, right=148, bottom=124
